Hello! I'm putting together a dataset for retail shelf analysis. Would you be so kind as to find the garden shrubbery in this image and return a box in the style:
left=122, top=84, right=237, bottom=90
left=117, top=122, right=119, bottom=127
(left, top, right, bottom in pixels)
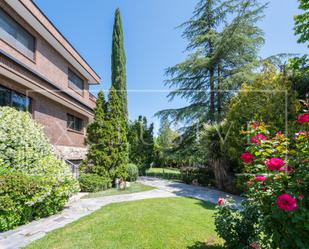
left=180, top=166, right=215, bottom=186
left=0, top=107, right=79, bottom=231
left=126, top=163, right=139, bottom=181
left=78, top=174, right=111, bottom=192
left=215, top=113, right=309, bottom=249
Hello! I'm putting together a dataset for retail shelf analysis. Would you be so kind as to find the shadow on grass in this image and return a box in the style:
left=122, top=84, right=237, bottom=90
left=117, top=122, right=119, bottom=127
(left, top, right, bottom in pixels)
left=187, top=241, right=225, bottom=249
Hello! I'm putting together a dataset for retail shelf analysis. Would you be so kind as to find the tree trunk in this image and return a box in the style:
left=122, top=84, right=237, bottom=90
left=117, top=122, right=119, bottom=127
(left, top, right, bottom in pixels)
left=209, top=67, right=215, bottom=122
left=217, top=65, right=222, bottom=120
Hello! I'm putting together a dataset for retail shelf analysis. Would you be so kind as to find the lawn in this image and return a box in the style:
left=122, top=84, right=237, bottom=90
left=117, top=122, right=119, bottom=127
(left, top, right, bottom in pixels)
left=25, top=198, right=223, bottom=249
left=84, top=182, right=155, bottom=198
left=145, top=167, right=181, bottom=180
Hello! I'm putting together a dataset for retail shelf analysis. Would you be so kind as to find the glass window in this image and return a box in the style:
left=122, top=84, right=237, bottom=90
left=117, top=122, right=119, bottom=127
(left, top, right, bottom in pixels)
left=0, top=86, right=11, bottom=107
left=67, top=114, right=83, bottom=132
left=68, top=69, right=84, bottom=94
left=0, top=8, right=35, bottom=59
left=0, top=85, right=31, bottom=112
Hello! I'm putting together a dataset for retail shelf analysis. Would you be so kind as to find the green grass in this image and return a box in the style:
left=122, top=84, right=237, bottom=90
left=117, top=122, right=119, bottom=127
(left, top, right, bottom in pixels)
left=25, top=198, right=224, bottom=249
left=145, top=167, right=181, bottom=180
left=84, top=182, right=155, bottom=198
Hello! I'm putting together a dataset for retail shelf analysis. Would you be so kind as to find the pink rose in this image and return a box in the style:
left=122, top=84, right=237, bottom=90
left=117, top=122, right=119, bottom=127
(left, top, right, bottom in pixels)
left=250, top=134, right=267, bottom=144
left=265, top=158, right=285, bottom=171
left=217, top=198, right=225, bottom=206
left=255, top=175, right=266, bottom=182
left=279, top=165, right=293, bottom=173
left=276, top=193, right=297, bottom=211
left=299, top=194, right=304, bottom=200
left=240, top=152, right=254, bottom=164
left=296, top=113, right=309, bottom=124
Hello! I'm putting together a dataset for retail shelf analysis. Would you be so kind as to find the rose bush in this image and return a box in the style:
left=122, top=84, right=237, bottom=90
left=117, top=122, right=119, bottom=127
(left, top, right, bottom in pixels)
left=215, top=113, right=308, bottom=248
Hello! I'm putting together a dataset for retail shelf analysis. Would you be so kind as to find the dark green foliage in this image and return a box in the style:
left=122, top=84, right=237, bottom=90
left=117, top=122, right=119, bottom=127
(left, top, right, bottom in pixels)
left=0, top=173, right=71, bottom=231
left=287, top=55, right=309, bottom=99
left=106, top=86, right=129, bottom=179
left=180, top=166, right=215, bottom=186
left=157, top=0, right=266, bottom=124
left=126, top=163, right=139, bottom=182
left=84, top=88, right=128, bottom=180
left=78, top=174, right=112, bottom=192
left=127, top=116, right=155, bottom=166
left=112, top=8, right=128, bottom=117
left=294, top=0, right=309, bottom=47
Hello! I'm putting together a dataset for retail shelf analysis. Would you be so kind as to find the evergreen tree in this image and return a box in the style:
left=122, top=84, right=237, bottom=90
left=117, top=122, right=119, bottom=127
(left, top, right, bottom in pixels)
left=112, top=8, right=128, bottom=118
left=294, top=0, right=309, bottom=47
left=83, top=91, right=110, bottom=177
left=157, top=0, right=266, bottom=124
left=83, top=87, right=128, bottom=180
left=128, top=116, right=155, bottom=166
left=106, top=86, right=129, bottom=179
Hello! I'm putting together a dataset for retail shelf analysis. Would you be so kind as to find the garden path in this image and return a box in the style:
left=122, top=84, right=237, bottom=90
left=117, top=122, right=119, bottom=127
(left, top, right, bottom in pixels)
left=0, top=177, right=241, bottom=249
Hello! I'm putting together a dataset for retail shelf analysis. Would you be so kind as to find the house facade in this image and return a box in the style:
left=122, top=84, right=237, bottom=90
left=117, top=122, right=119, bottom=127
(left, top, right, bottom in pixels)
left=0, top=0, right=100, bottom=163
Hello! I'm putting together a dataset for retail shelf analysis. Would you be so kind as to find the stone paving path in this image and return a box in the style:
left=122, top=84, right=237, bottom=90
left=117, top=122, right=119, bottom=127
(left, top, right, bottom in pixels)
left=0, top=177, right=241, bottom=249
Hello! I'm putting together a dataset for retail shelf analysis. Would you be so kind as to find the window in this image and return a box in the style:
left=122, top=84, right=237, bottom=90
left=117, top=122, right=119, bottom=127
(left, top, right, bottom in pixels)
left=0, top=8, right=35, bottom=59
left=68, top=69, right=84, bottom=94
left=0, top=85, right=31, bottom=112
left=67, top=114, right=83, bottom=132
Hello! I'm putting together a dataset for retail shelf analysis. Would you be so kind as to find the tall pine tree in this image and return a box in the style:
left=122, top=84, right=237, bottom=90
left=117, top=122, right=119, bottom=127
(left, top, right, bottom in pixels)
left=157, top=0, right=266, bottom=124
left=112, top=8, right=128, bottom=118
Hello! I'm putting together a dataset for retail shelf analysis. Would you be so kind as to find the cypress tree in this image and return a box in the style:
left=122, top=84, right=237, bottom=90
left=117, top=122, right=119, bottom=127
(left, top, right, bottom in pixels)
left=111, top=8, right=128, bottom=118
left=107, top=86, right=129, bottom=179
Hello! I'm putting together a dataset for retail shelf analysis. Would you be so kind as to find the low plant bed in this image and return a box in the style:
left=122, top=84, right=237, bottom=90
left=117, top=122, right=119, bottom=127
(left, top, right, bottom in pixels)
left=83, top=182, right=155, bottom=198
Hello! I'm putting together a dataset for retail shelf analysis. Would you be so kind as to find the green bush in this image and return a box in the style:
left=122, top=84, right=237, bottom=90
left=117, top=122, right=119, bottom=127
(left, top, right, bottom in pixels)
left=146, top=168, right=181, bottom=180
left=215, top=199, right=264, bottom=249
left=224, top=67, right=299, bottom=172
left=78, top=174, right=112, bottom=192
left=0, top=173, right=72, bottom=231
left=180, top=166, right=215, bottom=186
left=126, top=163, right=139, bottom=181
left=0, top=107, right=79, bottom=231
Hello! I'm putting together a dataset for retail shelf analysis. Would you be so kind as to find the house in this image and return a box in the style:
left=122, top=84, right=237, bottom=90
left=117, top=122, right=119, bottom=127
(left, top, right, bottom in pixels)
left=0, top=0, right=100, bottom=165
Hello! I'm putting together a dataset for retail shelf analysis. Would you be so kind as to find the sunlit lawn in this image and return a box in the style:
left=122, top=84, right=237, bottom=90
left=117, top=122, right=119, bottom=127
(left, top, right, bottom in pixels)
left=25, top=198, right=223, bottom=249
left=84, top=182, right=155, bottom=198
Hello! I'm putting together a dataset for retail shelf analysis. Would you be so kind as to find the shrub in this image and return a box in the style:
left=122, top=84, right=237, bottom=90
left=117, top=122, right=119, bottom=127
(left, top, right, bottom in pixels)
left=224, top=67, right=299, bottom=172
left=215, top=115, right=309, bottom=249
left=180, top=166, right=215, bottom=186
left=126, top=163, right=139, bottom=181
left=215, top=199, right=264, bottom=249
left=78, top=174, right=111, bottom=192
left=0, top=107, right=79, bottom=231
left=146, top=168, right=181, bottom=180
left=0, top=172, right=72, bottom=231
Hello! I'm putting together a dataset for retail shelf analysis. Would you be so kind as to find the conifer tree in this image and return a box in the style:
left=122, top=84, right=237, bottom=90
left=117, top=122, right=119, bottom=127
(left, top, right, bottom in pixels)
left=127, top=116, right=155, bottom=166
left=111, top=8, right=128, bottom=118
left=106, top=86, right=128, bottom=179
left=157, top=0, right=266, bottom=123
left=84, top=91, right=110, bottom=177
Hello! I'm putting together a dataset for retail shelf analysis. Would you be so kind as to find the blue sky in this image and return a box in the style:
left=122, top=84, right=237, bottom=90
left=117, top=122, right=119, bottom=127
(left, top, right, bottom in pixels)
left=34, top=0, right=307, bottom=130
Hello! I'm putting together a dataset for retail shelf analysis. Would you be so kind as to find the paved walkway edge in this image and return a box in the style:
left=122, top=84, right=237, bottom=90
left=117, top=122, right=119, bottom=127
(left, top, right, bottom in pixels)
left=0, top=177, right=241, bottom=249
